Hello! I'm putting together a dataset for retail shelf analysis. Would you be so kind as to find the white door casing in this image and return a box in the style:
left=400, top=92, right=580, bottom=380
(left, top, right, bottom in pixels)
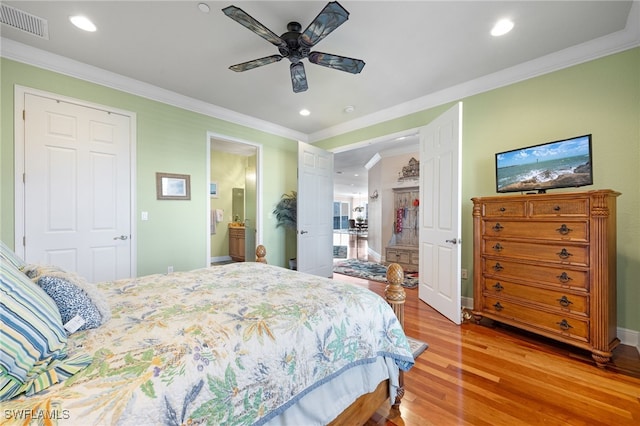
left=17, top=90, right=135, bottom=282
left=297, top=141, right=334, bottom=277
left=419, top=102, right=463, bottom=324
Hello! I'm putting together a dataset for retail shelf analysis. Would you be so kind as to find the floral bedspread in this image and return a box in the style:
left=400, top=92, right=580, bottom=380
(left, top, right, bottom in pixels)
left=3, top=262, right=414, bottom=425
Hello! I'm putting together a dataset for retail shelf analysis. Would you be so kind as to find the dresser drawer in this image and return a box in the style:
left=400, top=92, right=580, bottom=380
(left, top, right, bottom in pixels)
left=529, top=198, right=588, bottom=217
left=484, top=239, right=589, bottom=266
left=483, top=296, right=589, bottom=341
left=482, top=201, right=526, bottom=218
left=482, top=258, right=589, bottom=290
left=483, top=277, right=588, bottom=315
left=483, top=220, right=588, bottom=242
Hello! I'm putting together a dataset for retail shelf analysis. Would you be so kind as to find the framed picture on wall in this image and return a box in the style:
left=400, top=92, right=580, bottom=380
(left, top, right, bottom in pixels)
left=156, top=172, right=191, bottom=200
left=210, top=181, right=219, bottom=198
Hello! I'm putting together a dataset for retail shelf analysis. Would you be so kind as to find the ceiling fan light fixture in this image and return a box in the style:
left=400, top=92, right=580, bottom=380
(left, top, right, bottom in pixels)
left=491, top=18, right=514, bottom=36
left=69, top=15, right=96, bottom=32
left=299, top=109, right=311, bottom=116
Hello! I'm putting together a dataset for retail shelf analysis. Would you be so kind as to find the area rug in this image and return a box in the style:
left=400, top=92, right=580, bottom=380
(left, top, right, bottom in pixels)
left=333, top=245, right=347, bottom=259
left=333, top=258, right=419, bottom=289
left=407, top=336, right=429, bottom=359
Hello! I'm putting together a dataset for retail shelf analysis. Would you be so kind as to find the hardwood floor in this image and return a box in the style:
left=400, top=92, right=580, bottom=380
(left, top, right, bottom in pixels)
left=330, top=235, right=640, bottom=425
left=336, top=275, right=640, bottom=425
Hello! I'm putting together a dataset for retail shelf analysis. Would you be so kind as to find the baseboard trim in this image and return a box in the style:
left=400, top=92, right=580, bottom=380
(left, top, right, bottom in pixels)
left=211, top=255, right=232, bottom=263
left=617, top=327, right=640, bottom=352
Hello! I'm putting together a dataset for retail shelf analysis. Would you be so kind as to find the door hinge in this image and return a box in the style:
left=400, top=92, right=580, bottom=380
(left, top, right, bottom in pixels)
left=22, top=236, right=26, bottom=247
left=23, top=109, right=25, bottom=120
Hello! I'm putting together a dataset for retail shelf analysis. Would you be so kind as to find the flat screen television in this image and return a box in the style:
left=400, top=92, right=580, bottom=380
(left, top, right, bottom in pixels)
left=495, top=134, right=593, bottom=193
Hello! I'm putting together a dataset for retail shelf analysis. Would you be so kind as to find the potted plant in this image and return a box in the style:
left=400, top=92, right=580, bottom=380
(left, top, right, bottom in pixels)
left=273, top=191, right=297, bottom=269
left=354, top=206, right=365, bottom=224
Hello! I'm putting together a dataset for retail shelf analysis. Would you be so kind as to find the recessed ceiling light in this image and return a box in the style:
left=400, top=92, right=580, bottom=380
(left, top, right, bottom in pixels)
left=69, top=15, right=96, bottom=32
left=198, top=3, right=210, bottom=13
left=491, top=19, right=514, bottom=36
left=344, top=105, right=355, bottom=113
left=299, top=109, right=310, bottom=116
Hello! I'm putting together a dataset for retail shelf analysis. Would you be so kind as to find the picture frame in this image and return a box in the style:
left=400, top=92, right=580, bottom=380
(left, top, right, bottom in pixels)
left=156, top=172, right=191, bottom=200
left=209, top=181, right=219, bottom=198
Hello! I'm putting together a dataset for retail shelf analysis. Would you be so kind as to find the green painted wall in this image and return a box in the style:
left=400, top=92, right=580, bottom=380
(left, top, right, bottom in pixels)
left=1, top=47, right=638, bottom=332
left=315, top=48, right=640, bottom=333
left=0, top=58, right=298, bottom=271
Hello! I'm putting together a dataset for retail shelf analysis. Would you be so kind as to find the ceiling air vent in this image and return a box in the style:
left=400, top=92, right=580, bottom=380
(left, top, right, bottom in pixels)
left=0, top=4, right=49, bottom=39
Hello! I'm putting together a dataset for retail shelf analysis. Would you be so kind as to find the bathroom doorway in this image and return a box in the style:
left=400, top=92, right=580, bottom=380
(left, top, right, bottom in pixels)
left=208, top=133, right=262, bottom=263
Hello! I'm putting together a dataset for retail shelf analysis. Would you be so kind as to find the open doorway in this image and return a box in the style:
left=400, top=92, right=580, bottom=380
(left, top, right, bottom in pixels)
left=332, top=131, right=419, bottom=263
left=207, top=133, right=262, bottom=264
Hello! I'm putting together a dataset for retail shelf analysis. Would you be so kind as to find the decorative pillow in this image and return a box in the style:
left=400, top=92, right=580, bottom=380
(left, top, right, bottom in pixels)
left=0, top=240, right=26, bottom=270
left=0, top=259, right=67, bottom=400
left=38, top=276, right=104, bottom=333
left=22, top=265, right=111, bottom=333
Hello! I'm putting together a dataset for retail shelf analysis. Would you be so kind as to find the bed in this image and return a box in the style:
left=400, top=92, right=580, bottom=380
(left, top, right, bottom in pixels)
left=1, top=244, right=413, bottom=425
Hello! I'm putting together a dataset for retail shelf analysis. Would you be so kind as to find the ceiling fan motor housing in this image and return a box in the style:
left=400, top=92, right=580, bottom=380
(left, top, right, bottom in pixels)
left=279, top=22, right=309, bottom=63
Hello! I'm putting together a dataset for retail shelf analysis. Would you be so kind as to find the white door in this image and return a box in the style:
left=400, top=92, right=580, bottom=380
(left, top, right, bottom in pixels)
left=23, top=93, right=132, bottom=282
left=297, top=141, right=334, bottom=277
left=419, top=102, right=463, bottom=324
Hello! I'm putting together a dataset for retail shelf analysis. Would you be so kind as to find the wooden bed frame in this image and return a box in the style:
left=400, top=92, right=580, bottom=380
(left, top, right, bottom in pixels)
left=255, top=245, right=407, bottom=424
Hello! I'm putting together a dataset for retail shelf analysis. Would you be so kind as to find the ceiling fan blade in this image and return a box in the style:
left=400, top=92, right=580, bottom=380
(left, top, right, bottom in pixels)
left=300, top=1, right=349, bottom=48
left=308, top=52, right=365, bottom=74
left=229, top=55, right=283, bottom=72
left=222, top=5, right=286, bottom=49
left=290, top=62, right=308, bottom=93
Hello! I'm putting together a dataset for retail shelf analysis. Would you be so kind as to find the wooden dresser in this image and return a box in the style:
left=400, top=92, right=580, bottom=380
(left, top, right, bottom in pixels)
left=471, top=190, right=620, bottom=367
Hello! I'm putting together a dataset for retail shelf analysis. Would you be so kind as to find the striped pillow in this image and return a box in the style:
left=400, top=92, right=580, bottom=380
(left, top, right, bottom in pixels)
left=0, top=240, right=25, bottom=270
left=0, top=259, right=67, bottom=400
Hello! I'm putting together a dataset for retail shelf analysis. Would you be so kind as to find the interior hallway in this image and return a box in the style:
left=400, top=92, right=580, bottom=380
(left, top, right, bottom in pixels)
left=333, top=230, right=370, bottom=261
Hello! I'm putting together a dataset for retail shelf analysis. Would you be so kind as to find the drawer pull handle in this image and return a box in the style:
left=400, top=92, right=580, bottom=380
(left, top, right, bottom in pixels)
left=499, top=207, right=506, bottom=212
left=492, top=243, right=503, bottom=252
left=557, top=248, right=572, bottom=259
left=556, top=224, right=572, bottom=235
left=556, top=319, right=573, bottom=331
left=493, top=302, right=504, bottom=311
left=492, top=262, right=503, bottom=272
left=553, top=205, right=561, bottom=211
left=492, top=282, right=504, bottom=291
left=557, top=296, right=573, bottom=307
left=557, top=272, right=572, bottom=283
left=492, top=223, right=504, bottom=232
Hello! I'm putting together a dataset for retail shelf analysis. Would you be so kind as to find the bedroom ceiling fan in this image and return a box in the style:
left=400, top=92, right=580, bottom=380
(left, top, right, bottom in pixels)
left=222, top=1, right=365, bottom=93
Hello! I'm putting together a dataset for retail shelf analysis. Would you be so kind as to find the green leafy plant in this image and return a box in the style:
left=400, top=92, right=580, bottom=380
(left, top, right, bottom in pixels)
left=273, top=191, right=297, bottom=230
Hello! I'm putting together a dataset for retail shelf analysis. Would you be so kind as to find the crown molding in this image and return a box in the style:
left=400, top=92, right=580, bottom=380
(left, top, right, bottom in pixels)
left=308, top=0, right=640, bottom=143
left=0, top=37, right=307, bottom=143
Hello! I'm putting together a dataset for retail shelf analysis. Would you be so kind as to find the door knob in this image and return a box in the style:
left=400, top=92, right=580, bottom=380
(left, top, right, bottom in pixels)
left=113, top=235, right=129, bottom=240
left=300, top=230, right=308, bottom=234
left=445, top=238, right=459, bottom=244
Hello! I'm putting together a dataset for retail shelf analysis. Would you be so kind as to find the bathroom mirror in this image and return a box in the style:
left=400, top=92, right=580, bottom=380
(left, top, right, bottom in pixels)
left=232, top=188, right=244, bottom=223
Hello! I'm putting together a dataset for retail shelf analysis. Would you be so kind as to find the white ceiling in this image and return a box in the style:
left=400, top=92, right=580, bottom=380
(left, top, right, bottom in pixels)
left=1, top=1, right=638, bottom=196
